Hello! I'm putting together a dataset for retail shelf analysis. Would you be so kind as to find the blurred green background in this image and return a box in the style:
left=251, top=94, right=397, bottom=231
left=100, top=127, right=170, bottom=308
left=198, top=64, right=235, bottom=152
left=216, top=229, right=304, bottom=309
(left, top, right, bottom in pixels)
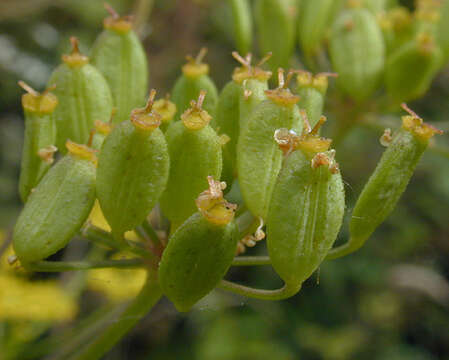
left=1, top=0, right=449, bottom=359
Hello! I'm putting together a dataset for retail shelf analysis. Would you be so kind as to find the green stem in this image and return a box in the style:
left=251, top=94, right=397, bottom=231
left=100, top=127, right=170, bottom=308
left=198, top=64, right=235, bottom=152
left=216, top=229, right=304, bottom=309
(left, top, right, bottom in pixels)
left=70, top=271, right=162, bottom=360
left=218, top=280, right=301, bottom=300
left=26, top=259, right=144, bottom=272
left=231, top=256, right=271, bottom=266
left=82, top=224, right=150, bottom=258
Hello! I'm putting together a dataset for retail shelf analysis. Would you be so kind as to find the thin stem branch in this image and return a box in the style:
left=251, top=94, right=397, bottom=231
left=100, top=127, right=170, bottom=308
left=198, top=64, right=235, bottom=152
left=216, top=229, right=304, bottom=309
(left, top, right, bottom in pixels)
left=218, top=280, right=301, bottom=300
left=26, top=259, right=144, bottom=272
left=231, top=256, right=271, bottom=266
left=69, top=271, right=162, bottom=360
left=82, top=224, right=150, bottom=258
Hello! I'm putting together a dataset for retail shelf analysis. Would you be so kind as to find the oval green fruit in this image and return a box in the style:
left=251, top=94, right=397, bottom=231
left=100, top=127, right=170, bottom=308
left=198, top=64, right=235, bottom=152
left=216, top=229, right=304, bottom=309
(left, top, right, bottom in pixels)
left=212, top=53, right=272, bottom=185
left=254, top=0, right=297, bottom=72
left=237, top=70, right=302, bottom=219
left=228, top=0, right=253, bottom=55
left=329, top=5, right=385, bottom=101
left=298, top=0, right=342, bottom=59
left=48, top=37, right=113, bottom=152
left=96, top=91, right=169, bottom=239
left=267, top=127, right=344, bottom=286
left=334, top=106, right=442, bottom=258
left=171, top=48, right=218, bottom=119
left=13, top=141, right=97, bottom=264
left=91, top=6, right=148, bottom=123
left=18, top=81, right=58, bottom=202
left=385, top=33, right=442, bottom=103
left=160, top=92, right=222, bottom=230
left=159, top=177, right=238, bottom=312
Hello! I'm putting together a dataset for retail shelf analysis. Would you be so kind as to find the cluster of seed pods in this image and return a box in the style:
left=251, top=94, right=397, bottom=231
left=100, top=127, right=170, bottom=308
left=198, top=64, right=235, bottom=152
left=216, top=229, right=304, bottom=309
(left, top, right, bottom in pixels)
left=12, top=2, right=444, bottom=312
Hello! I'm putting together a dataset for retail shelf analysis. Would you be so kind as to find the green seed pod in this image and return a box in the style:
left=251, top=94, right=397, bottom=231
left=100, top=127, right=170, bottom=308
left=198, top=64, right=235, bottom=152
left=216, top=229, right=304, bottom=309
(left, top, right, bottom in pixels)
left=331, top=105, right=442, bottom=258
left=254, top=0, right=297, bottom=72
left=153, top=94, right=177, bottom=132
left=48, top=37, right=113, bottom=152
left=212, top=52, right=272, bottom=185
left=295, top=71, right=336, bottom=129
left=13, top=141, right=97, bottom=264
left=385, top=33, right=442, bottom=103
left=267, top=122, right=344, bottom=286
left=159, top=177, right=238, bottom=312
left=378, top=7, right=414, bottom=54
left=91, top=5, right=148, bottom=123
left=96, top=90, right=169, bottom=239
left=17, top=81, right=58, bottom=202
left=329, top=4, right=385, bottom=102
left=237, top=70, right=302, bottom=220
left=171, top=48, right=218, bottom=119
left=228, top=0, right=253, bottom=55
left=235, top=52, right=272, bottom=132
left=298, top=0, right=342, bottom=59
left=160, top=91, right=223, bottom=230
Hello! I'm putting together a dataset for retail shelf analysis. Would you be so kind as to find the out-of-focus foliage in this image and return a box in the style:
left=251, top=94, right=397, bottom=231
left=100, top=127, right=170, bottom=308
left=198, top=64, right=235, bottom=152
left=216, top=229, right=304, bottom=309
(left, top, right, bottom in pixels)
left=0, top=0, right=448, bottom=359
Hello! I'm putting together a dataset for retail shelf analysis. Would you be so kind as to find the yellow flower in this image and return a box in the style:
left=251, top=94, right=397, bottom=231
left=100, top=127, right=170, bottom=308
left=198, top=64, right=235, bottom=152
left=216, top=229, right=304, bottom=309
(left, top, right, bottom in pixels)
left=87, top=252, right=146, bottom=302
left=88, top=200, right=140, bottom=241
left=0, top=274, right=77, bottom=321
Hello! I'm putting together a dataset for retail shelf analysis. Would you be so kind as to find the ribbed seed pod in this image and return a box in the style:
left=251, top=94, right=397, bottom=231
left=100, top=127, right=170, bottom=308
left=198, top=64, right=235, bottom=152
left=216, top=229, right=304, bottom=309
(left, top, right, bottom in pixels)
left=267, top=121, right=344, bottom=286
left=18, top=81, right=58, bottom=202
left=171, top=48, right=218, bottom=119
left=13, top=141, right=97, bottom=264
left=340, top=105, right=443, bottom=257
left=236, top=52, right=272, bottom=132
left=329, top=4, right=385, bottom=102
left=228, top=0, right=253, bottom=55
left=160, top=92, right=223, bottom=230
left=385, top=33, right=442, bottom=103
left=49, top=37, right=113, bottom=151
left=159, top=177, right=238, bottom=312
left=378, top=7, right=413, bottom=54
left=237, top=70, right=302, bottom=220
left=295, top=71, right=336, bottom=129
left=298, top=0, right=342, bottom=59
left=212, top=52, right=272, bottom=184
left=254, top=0, right=297, bottom=72
left=91, top=5, right=148, bottom=123
left=96, top=91, right=169, bottom=239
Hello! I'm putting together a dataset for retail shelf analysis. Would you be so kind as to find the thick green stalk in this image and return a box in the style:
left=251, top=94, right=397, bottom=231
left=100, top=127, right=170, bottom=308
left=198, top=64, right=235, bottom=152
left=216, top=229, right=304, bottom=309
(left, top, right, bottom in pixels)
left=219, top=279, right=300, bottom=300
left=72, top=271, right=162, bottom=360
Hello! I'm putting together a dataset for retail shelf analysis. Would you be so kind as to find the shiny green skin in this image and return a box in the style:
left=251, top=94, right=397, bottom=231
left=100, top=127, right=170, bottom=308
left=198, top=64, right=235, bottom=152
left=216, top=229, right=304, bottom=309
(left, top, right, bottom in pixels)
left=159, top=213, right=239, bottom=312
left=171, top=75, right=218, bottom=119
left=160, top=121, right=222, bottom=229
left=229, top=0, right=253, bottom=55
left=349, top=129, right=428, bottom=253
left=237, top=100, right=302, bottom=219
left=48, top=63, right=113, bottom=152
left=298, top=0, right=341, bottom=57
left=19, top=110, right=57, bottom=202
left=96, top=121, right=169, bottom=238
left=385, top=40, right=442, bottom=103
left=239, top=78, right=268, bottom=132
left=91, top=29, right=148, bottom=123
left=267, top=150, right=345, bottom=286
left=437, top=0, right=449, bottom=62
left=297, top=87, right=324, bottom=129
left=213, top=81, right=241, bottom=186
left=13, top=155, right=96, bottom=263
left=254, top=0, right=296, bottom=72
left=329, top=8, right=385, bottom=102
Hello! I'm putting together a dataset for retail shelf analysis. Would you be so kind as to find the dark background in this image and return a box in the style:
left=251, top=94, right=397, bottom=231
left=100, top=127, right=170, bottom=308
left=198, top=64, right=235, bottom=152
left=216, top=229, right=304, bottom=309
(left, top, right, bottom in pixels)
left=0, top=0, right=448, bottom=359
